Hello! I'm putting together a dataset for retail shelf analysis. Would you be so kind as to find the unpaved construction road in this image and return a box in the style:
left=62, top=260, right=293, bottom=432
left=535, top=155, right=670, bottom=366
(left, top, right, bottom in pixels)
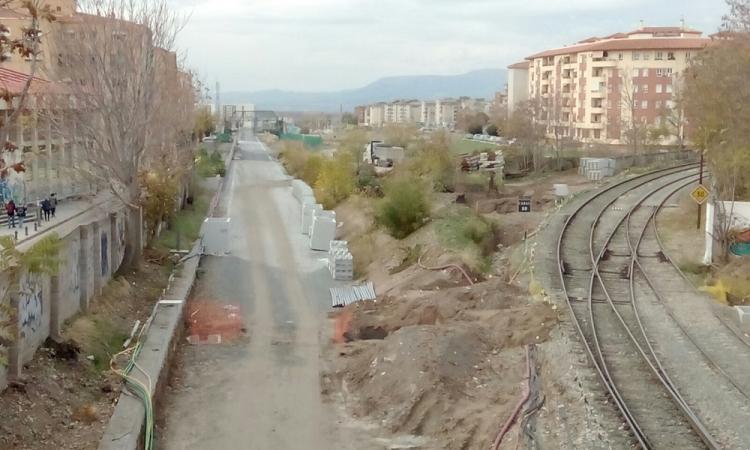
left=159, top=132, right=362, bottom=449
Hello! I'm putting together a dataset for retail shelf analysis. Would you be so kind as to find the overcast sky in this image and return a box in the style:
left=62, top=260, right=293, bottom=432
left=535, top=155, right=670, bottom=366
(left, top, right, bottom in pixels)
left=172, top=0, right=724, bottom=93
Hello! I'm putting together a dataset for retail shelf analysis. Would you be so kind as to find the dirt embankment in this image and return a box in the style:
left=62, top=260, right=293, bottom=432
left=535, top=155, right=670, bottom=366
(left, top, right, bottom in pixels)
left=0, top=256, right=170, bottom=450
left=325, top=195, right=561, bottom=449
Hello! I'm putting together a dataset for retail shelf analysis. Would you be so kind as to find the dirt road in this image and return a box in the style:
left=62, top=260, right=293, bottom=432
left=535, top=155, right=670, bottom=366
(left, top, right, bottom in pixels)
left=160, top=133, right=362, bottom=449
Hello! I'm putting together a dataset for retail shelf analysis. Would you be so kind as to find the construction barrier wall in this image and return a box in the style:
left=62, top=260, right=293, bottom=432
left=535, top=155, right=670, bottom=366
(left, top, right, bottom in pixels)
left=0, top=207, right=128, bottom=390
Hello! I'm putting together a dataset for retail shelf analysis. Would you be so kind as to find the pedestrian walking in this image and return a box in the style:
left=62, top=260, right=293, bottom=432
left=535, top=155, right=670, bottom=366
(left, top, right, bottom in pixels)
left=41, top=198, right=51, bottom=222
left=17, top=205, right=26, bottom=227
left=5, top=199, right=16, bottom=228
left=50, top=193, right=57, bottom=218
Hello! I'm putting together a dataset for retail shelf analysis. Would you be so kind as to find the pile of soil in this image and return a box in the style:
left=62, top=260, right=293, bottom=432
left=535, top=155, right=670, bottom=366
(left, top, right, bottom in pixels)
left=326, top=277, right=559, bottom=449
left=0, top=259, right=170, bottom=450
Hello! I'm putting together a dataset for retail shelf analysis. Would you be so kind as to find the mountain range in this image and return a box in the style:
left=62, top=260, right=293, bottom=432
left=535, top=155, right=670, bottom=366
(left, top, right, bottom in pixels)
left=223, top=69, right=507, bottom=113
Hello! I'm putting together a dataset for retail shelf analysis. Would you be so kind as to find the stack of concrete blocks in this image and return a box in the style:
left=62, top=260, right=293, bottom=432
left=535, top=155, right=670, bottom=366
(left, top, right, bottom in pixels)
left=579, top=157, right=616, bottom=181
left=310, top=210, right=337, bottom=251
left=301, top=199, right=321, bottom=236
left=328, top=241, right=354, bottom=281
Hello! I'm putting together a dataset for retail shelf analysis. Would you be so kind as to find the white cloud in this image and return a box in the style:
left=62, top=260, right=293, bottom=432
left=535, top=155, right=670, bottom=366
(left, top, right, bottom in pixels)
left=174, top=0, right=723, bottom=92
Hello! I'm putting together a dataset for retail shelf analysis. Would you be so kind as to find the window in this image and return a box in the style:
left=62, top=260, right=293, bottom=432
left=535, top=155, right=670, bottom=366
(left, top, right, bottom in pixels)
left=633, top=52, right=641, bottom=60
left=666, top=84, right=673, bottom=93
left=634, top=84, right=640, bottom=93
left=594, top=129, right=601, bottom=139
left=642, top=68, right=649, bottom=77
left=634, top=102, right=639, bottom=110
left=618, top=52, right=623, bottom=61
left=641, top=100, right=648, bottom=109
left=655, top=100, right=662, bottom=109
left=656, top=84, right=663, bottom=93
left=642, top=84, right=649, bottom=93
left=643, top=52, right=651, bottom=60
left=633, top=68, right=640, bottom=77
left=666, top=100, right=675, bottom=109
left=667, top=52, right=676, bottom=60
left=655, top=51, right=664, bottom=60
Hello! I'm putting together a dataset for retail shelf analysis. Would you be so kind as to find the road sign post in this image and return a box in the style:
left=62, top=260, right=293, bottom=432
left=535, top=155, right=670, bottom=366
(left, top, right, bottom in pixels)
left=690, top=183, right=710, bottom=231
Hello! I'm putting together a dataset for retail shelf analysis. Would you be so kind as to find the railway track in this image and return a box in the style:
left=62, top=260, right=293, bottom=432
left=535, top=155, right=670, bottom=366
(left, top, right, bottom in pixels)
left=557, top=165, right=720, bottom=449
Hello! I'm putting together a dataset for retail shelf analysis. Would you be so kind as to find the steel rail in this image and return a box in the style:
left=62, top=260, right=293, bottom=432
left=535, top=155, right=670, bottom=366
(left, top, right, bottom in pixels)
left=586, top=171, right=711, bottom=449
left=652, top=188, right=750, bottom=351
left=628, top=179, right=750, bottom=404
left=556, top=162, right=700, bottom=448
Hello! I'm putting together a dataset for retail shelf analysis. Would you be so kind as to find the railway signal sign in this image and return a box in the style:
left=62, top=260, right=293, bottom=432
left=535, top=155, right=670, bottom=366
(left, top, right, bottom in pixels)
left=690, top=185, right=710, bottom=205
left=518, top=197, right=532, bottom=213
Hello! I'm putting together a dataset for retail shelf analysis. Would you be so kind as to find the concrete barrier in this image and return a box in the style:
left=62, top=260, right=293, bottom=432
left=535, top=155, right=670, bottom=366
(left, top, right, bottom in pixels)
left=99, top=242, right=201, bottom=450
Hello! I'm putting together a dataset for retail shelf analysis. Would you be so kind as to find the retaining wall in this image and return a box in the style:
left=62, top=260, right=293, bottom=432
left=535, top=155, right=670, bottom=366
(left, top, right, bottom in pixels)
left=1, top=207, right=128, bottom=387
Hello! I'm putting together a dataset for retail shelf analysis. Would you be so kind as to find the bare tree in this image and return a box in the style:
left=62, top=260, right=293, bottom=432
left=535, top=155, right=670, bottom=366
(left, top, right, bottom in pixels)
left=46, top=0, right=183, bottom=267
left=0, top=1, right=56, bottom=195
left=617, top=70, right=650, bottom=157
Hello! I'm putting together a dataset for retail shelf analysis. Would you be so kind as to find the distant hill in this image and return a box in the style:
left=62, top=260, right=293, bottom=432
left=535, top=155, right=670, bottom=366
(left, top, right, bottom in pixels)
left=223, top=69, right=507, bottom=112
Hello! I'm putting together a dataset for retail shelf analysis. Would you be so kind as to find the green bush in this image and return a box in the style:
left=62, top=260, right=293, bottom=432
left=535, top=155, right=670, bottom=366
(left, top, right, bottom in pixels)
left=406, top=132, right=455, bottom=192
left=357, top=163, right=382, bottom=196
left=195, top=148, right=226, bottom=177
left=376, top=177, right=431, bottom=239
left=435, top=209, right=499, bottom=273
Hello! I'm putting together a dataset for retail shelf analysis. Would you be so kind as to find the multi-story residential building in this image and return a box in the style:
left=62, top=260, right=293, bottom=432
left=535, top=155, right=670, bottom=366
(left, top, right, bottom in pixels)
left=507, top=61, right=530, bottom=113
left=0, top=0, right=194, bottom=206
left=435, top=98, right=460, bottom=128
left=420, top=101, right=436, bottom=127
left=520, top=25, right=710, bottom=144
left=359, top=97, right=491, bottom=128
left=354, top=106, right=366, bottom=125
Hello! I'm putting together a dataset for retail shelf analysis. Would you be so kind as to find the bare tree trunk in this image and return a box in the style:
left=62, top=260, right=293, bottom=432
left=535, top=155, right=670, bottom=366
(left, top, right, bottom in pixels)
left=122, top=205, right=143, bottom=268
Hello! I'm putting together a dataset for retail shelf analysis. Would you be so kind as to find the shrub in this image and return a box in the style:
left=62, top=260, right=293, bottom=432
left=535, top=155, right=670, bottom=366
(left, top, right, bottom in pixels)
left=301, top=154, right=324, bottom=186
left=436, top=209, right=499, bottom=273
left=357, top=163, right=382, bottom=196
left=376, top=177, right=431, bottom=239
left=486, top=124, right=499, bottom=136
left=315, top=152, right=356, bottom=209
left=195, top=147, right=226, bottom=177
left=406, top=132, right=456, bottom=192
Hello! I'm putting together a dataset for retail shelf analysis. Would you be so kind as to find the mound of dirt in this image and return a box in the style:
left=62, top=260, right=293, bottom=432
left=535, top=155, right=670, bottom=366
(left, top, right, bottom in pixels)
left=328, top=276, right=559, bottom=449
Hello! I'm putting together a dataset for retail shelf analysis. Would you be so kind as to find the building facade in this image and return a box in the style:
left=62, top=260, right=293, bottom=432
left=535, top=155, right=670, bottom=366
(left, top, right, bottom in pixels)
left=521, top=26, right=710, bottom=144
left=507, top=61, right=530, bottom=114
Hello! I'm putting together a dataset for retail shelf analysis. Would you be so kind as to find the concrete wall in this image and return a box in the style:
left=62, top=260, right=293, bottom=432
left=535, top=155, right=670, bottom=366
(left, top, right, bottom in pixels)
left=0, top=207, right=128, bottom=389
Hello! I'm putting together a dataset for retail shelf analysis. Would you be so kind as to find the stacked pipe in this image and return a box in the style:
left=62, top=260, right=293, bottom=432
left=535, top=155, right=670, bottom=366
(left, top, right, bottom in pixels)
left=329, top=240, right=353, bottom=281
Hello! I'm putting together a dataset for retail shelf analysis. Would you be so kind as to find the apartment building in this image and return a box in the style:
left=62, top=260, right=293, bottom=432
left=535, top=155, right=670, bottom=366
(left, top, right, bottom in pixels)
left=0, top=0, right=193, bottom=205
left=359, top=96, right=490, bottom=128
left=420, top=101, right=436, bottom=126
left=507, top=61, right=530, bottom=114
left=520, top=26, right=710, bottom=144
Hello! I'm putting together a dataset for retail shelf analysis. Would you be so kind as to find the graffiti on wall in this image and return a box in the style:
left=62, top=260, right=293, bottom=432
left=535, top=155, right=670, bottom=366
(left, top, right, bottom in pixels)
left=117, top=216, right=126, bottom=268
left=19, top=276, right=43, bottom=335
left=101, top=233, right=108, bottom=277
left=69, top=242, right=80, bottom=297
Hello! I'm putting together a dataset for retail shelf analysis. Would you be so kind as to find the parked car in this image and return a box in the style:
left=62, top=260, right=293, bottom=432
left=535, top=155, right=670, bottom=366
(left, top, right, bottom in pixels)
left=465, top=134, right=474, bottom=140
left=202, top=135, right=217, bottom=143
left=473, top=134, right=482, bottom=140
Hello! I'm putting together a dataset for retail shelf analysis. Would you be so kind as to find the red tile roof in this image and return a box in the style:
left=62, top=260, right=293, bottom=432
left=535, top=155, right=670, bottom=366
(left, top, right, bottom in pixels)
left=0, top=67, right=48, bottom=95
left=526, top=37, right=710, bottom=59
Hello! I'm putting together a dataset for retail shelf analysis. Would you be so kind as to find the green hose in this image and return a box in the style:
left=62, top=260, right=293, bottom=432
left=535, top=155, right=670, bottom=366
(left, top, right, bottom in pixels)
left=121, top=341, right=156, bottom=450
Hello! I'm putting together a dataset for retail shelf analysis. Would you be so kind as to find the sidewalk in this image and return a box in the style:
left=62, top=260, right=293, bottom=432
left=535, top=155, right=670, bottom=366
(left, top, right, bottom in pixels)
left=0, top=191, right=116, bottom=247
